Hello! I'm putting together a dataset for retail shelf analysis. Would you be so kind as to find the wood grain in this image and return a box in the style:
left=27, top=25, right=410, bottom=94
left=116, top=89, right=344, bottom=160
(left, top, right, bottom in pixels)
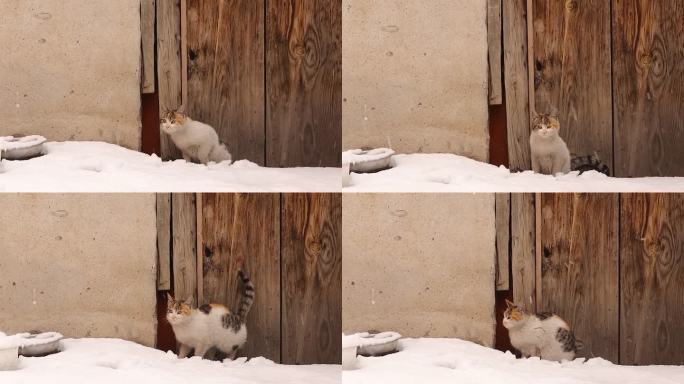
left=488, top=0, right=503, bottom=105
left=157, top=193, right=172, bottom=291
left=266, top=0, right=342, bottom=167
left=141, top=0, right=156, bottom=94
left=172, top=193, right=197, bottom=303
left=612, top=1, right=684, bottom=177
left=495, top=193, right=510, bottom=291
left=186, top=1, right=266, bottom=165
left=503, top=0, right=531, bottom=170
left=199, top=193, right=281, bottom=362
left=620, top=194, right=684, bottom=365
left=511, top=194, right=536, bottom=310
left=532, top=0, right=613, bottom=173
left=281, top=194, right=342, bottom=364
left=157, top=0, right=183, bottom=160
left=540, top=193, right=619, bottom=362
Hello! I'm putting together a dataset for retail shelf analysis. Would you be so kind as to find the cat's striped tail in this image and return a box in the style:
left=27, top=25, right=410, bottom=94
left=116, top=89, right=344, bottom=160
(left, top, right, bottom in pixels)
left=571, top=152, right=610, bottom=175
left=237, top=270, right=255, bottom=323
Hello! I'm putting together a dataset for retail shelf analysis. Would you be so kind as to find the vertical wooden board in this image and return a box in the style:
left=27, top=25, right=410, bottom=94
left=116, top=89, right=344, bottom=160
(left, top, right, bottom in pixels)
left=532, top=0, right=613, bottom=172
left=157, top=0, right=183, bottom=160
left=620, top=194, right=684, bottom=365
left=141, top=0, right=156, bottom=94
left=613, top=1, right=684, bottom=177
left=488, top=0, right=503, bottom=105
left=200, top=193, right=281, bottom=362
left=266, top=0, right=342, bottom=167
left=503, top=0, right=531, bottom=170
left=172, top=193, right=197, bottom=303
left=510, top=194, right=535, bottom=310
left=282, top=194, right=342, bottom=364
left=157, top=193, right=172, bottom=290
left=186, top=1, right=265, bottom=165
left=495, top=193, right=510, bottom=291
left=540, top=194, right=619, bottom=362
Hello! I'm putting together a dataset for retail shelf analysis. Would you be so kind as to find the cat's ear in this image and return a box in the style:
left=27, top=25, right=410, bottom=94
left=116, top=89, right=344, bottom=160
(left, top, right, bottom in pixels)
left=505, top=299, right=515, bottom=308
left=166, top=293, right=174, bottom=304
left=184, top=296, right=194, bottom=307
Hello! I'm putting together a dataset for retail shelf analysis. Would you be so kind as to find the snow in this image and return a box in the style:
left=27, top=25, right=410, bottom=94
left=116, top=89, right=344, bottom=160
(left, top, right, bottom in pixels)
left=343, top=153, right=684, bottom=192
left=343, top=338, right=684, bottom=384
left=0, top=338, right=340, bottom=383
left=0, top=142, right=340, bottom=192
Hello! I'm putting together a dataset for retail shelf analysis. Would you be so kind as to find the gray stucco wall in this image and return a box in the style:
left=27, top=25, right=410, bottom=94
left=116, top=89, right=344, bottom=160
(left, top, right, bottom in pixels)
left=0, top=194, right=157, bottom=346
left=342, top=0, right=490, bottom=160
left=0, top=0, right=142, bottom=149
left=342, top=193, right=496, bottom=346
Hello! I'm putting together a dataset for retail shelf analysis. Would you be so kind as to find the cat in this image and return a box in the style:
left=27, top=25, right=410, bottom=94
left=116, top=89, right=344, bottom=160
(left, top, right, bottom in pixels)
left=160, top=110, right=232, bottom=164
left=166, top=270, right=254, bottom=360
left=503, top=299, right=578, bottom=362
left=529, top=113, right=571, bottom=175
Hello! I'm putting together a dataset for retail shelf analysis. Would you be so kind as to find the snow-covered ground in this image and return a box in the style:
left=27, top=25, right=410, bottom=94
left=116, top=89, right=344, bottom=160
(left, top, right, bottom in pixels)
left=0, top=142, right=340, bottom=192
left=0, top=338, right=340, bottom=384
left=343, top=338, right=684, bottom=384
left=343, top=153, right=684, bottom=192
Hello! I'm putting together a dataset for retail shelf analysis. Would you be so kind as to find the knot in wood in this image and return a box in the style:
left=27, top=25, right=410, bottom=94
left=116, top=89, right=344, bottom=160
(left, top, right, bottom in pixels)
left=565, top=0, right=578, bottom=12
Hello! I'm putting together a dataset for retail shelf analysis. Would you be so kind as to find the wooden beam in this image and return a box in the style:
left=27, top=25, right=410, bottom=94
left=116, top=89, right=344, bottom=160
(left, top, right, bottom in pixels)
left=156, top=193, right=171, bottom=290
left=487, top=0, right=503, bottom=105
left=495, top=193, right=510, bottom=291
left=156, top=0, right=183, bottom=160
left=171, top=193, right=197, bottom=303
left=510, top=193, right=535, bottom=310
left=502, top=0, right=531, bottom=170
left=141, top=0, right=156, bottom=94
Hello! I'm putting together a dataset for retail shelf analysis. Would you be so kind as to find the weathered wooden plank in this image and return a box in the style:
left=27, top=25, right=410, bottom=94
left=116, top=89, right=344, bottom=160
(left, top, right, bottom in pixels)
left=200, top=193, right=281, bottom=362
left=532, top=0, right=613, bottom=174
left=141, top=0, right=156, bottom=94
left=172, top=193, right=197, bottom=303
left=620, top=194, right=684, bottom=365
left=540, top=193, right=619, bottom=363
left=495, top=193, right=510, bottom=291
left=488, top=0, right=503, bottom=105
left=613, top=1, right=684, bottom=177
left=156, top=193, right=172, bottom=290
left=266, top=0, right=342, bottom=167
left=157, top=0, right=183, bottom=160
left=503, top=0, right=531, bottom=170
left=282, top=194, right=342, bottom=364
left=510, top=193, right=535, bottom=310
left=186, top=0, right=265, bottom=165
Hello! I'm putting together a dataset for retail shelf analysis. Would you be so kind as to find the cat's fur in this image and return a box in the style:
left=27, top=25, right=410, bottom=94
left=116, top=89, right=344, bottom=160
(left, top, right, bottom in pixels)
left=167, top=270, right=254, bottom=360
left=160, top=111, right=232, bottom=164
left=529, top=113, right=571, bottom=175
left=503, top=299, right=578, bottom=362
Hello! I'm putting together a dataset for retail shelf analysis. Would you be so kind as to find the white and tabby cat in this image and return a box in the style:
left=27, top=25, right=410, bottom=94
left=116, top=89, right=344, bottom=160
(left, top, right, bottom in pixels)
left=166, top=270, right=254, bottom=360
left=529, top=113, right=571, bottom=175
left=160, top=111, right=232, bottom=164
left=503, top=299, right=578, bottom=362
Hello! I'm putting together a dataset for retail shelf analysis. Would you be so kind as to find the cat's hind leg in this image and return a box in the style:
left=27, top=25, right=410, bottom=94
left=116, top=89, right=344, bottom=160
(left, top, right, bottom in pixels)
left=197, top=145, right=212, bottom=165
left=178, top=343, right=192, bottom=359
left=194, top=344, right=211, bottom=359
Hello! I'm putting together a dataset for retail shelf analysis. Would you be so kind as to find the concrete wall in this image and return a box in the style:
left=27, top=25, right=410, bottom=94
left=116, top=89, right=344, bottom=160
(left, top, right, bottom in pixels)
left=0, top=0, right=142, bottom=149
left=0, top=194, right=157, bottom=347
left=342, top=0, right=490, bottom=160
left=342, top=193, right=496, bottom=347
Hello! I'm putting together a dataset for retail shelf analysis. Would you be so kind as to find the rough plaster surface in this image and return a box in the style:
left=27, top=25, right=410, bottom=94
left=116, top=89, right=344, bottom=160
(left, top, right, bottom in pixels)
left=0, top=194, right=157, bottom=346
left=0, top=0, right=142, bottom=149
left=342, top=0, right=490, bottom=160
left=342, top=193, right=496, bottom=347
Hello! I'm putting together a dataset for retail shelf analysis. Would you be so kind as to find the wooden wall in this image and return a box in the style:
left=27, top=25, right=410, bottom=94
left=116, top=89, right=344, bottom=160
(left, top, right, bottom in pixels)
left=501, top=1, right=684, bottom=176
left=500, top=193, right=684, bottom=365
left=157, top=193, right=342, bottom=364
left=155, top=0, right=341, bottom=167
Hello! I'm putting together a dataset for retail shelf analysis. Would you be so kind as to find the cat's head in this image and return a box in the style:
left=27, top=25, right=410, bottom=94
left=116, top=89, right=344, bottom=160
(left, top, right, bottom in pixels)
left=531, top=113, right=561, bottom=139
left=160, top=110, right=188, bottom=135
left=503, top=299, right=526, bottom=329
left=166, top=293, right=194, bottom=325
